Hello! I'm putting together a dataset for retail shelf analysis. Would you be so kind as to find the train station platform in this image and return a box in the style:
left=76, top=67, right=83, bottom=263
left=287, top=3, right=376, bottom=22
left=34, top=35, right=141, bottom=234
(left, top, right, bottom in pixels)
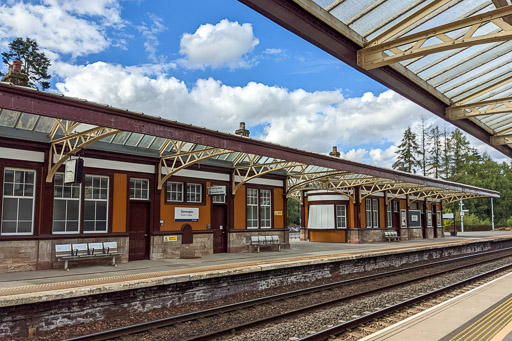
left=362, top=266, right=512, bottom=341
left=1, top=231, right=512, bottom=309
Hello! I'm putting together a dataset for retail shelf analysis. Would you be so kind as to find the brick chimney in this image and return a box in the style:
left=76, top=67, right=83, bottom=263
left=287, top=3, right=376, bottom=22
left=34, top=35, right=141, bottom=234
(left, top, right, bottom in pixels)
left=329, top=146, right=341, bottom=157
left=235, top=122, right=250, bottom=137
left=2, top=60, right=29, bottom=87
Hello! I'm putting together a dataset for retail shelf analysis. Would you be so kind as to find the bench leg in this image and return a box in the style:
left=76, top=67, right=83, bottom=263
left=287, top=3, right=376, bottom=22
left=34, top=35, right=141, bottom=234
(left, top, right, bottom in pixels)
left=112, top=256, right=117, bottom=267
left=64, top=260, right=69, bottom=271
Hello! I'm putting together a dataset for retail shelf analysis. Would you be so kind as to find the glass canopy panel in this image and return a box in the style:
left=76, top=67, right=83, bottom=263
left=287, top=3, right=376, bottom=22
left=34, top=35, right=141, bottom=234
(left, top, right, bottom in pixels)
left=449, top=72, right=512, bottom=102
left=329, top=0, right=376, bottom=24
left=137, top=135, right=155, bottom=149
left=406, top=0, right=491, bottom=36
left=444, top=64, right=512, bottom=99
left=16, top=113, right=38, bottom=130
left=124, top=133, right=143, bottom=147
left=225, top=152, right=240, bottom=162
left=111, top=131, right=130, bottom=145
left=149, top=137, right=166, bottom=150
left=0, top=109, right=20, bottom=127
left=100, top=135, right=115, bottom=143
left=350, top=0, right=426, bottom=38
left=34, top=116, right=55, bottom=133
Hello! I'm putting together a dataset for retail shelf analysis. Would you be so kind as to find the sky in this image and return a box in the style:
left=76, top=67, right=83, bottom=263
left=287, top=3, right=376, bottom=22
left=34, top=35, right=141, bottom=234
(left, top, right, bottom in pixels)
left=0, top=0, right=509, bottom=169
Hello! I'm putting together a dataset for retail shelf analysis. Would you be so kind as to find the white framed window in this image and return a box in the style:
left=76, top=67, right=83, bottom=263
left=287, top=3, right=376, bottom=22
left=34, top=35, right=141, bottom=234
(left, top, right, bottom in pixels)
left=167, top=182, right=183, bottom=202
left=260, top=189, right=272, bottom=228
left=1, top=168, right=35, bottom=235
left=372, top=198, right=379, bottom=228
left=336, top=205, right=347, bottom=228
left=437, top=211, right=442, bottom=227
left=187, top=183, right=202, bottom=203
left=247, top=188, right=259, bottom=228
left=427, top=210, right=432, bottom=227
left=393, top=201, right=398, bottom=213
left=130, top=178, right=149, bottom=200
left=84, top=175, right=109, bottom=233
left=387, top=204, right=392, bottom=228
left=212, top=195, right=226, bottom=203
left=365, top=198, right=372, bottom=228
left=53, top=173, right=80, bottom=234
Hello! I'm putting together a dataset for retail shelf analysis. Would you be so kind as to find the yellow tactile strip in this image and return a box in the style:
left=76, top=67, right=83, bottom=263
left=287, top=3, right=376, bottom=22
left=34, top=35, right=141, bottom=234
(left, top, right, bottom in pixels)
left=446, top=294, right=512, bottom=341
left=0, top=236, right=509, bottom=307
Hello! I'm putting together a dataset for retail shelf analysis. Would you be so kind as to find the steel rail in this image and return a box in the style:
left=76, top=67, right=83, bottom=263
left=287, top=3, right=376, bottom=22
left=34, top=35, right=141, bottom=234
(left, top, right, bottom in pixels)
left=65, top=247, right=512, bottom=341
left=298, top=262, right=512, bottom=341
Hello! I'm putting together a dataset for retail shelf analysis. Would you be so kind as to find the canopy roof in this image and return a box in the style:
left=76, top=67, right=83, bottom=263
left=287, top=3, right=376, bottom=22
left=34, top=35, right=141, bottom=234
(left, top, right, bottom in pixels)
left=240, top=0, right=512, bottom=158
left=0, top=82, right=498, bottom=203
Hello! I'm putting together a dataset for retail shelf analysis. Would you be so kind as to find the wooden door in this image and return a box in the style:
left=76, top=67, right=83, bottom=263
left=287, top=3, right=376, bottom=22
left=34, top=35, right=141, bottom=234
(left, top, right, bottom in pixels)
left=211, top=205, right=227, bottom=253
left=128, top=202, right=150, bottom=261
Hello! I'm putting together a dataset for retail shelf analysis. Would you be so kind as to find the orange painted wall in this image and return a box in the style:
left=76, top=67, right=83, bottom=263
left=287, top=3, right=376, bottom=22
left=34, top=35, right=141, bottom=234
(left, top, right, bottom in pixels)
left=400, top=199, right=407, bottom=210
left=310, top=230, right=346, bottom=242
left=379, top=198, right=385, bottom=228
left=348, top=200, right=355, bottom=228
left=273, top=188, right=284, bottom=228
left=360, top=199, right=366, bottom=228
left=160, top=181, right=212, bottom=231
left=233, top=185, right=246, bottom=229
left=112, top=173, right=127, bottom=233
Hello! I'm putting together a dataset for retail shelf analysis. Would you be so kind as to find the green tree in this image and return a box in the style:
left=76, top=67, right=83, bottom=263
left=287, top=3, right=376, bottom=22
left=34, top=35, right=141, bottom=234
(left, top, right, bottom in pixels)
left=442, top=125, right=451, bottom=178
left=418, top=116, right=430, bottom=176
left=1, top=37, right=51, bottom=90
left=287, top=198, right=301, bottom=226
left=393, top=127, right=420, bottom=173
left=427, top=126, right=442, bottom=178
left=449, top=129, right=479, bottom=177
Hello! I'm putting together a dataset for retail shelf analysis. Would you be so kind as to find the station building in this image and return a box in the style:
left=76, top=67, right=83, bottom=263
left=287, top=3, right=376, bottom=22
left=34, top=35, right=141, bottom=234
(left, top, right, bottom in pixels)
left=0, top=80, right=499, bottom=273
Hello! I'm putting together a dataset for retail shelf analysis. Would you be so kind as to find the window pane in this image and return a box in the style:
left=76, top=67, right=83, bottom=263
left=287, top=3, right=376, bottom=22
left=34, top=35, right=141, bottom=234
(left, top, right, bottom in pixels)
left=53, top=200, right=66, bottom=221
left=1, top=222, right=16, bottom=233
left=67, top=221, right=79, bottom=233
left=83, top=221, right=94, bottom=232
left=25, top=171, right=34, bottom=185
left=18, top=198, right=33, bottom=220
left=2, top=198, right=17, bottom=220
left=53, top=221, right=65, bottom=232
left=14, top=183, right=23, bottom=196
left=84, top=201, right=95, bottom=220
left=96, top=221, right=107, bottom=232
left=4, top=183, right=13, bottom=196
left=67, top=200, right=79, bottom=221
left=4, top=169, right=14, bottom=183
left=96, top=201, right=107, bottom=220
left=17, top=222, right=32, bottom=233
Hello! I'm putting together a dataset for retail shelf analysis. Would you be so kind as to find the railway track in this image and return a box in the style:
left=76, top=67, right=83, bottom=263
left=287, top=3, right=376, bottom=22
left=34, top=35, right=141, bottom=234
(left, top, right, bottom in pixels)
left=299, top=264, right=512, bottom=341
left=65, top=247, right=512, bottom=341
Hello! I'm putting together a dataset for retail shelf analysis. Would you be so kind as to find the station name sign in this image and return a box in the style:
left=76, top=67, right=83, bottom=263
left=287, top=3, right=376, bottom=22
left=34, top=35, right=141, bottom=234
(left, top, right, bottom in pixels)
left=208, top=186, right=226, bottom=196
left=175, top=207, right=199, bottom=222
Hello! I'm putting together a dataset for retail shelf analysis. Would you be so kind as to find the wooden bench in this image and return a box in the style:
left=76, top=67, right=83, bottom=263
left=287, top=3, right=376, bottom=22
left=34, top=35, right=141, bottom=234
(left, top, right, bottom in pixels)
left=384, top=231, right=401, bottom=242
left=250, top=235, right=284, bottom=252
left=55, top=241, right=122, bottom=271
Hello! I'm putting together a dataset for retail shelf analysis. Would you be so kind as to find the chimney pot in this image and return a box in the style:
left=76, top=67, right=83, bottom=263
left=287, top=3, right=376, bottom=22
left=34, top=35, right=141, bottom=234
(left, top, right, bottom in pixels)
left=329, top=146, right=340, bottom=158
left=235, top=122, right=250, bottom=137
left=12, top=60, right=22, bottom=73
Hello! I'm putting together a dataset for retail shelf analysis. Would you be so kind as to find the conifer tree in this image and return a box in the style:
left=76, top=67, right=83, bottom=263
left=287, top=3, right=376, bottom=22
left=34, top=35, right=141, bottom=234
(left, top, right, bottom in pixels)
left=393, top=127, right=420, bottom=173
left=428, top=126, right=442, bottom=178
left=1, top=37, right=51, bottom=90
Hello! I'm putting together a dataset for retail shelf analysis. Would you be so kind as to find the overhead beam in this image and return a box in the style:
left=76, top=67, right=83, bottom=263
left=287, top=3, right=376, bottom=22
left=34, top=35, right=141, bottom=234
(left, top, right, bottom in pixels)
left=491, top=133, right=512, bottom=145
left=358, top=6, right=512, bottom=70
left=447, top=96, right=512, bottom=120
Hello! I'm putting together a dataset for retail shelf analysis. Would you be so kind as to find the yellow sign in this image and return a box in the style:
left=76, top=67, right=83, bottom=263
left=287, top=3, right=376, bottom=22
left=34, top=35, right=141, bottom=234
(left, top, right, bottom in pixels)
left=274, top=211, right=283, bottom=216
left=163, top=235, right=178, bottom=242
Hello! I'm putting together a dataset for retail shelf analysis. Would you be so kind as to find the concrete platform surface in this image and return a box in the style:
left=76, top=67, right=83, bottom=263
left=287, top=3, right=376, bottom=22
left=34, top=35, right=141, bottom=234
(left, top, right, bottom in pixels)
left=361, top=270, right=512, bottom=341
left=0, top=231, right=511, bottom=308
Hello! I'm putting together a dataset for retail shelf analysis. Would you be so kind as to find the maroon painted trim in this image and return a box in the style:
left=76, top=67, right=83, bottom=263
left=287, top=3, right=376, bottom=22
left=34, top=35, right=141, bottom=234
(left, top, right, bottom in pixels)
left=237, top=0, right=512, bottom=161
left=0, top=83, right=499, bottom=197
left=152, top=230, right=213, bottom=235
left=227, top=228, right=287, bottom=233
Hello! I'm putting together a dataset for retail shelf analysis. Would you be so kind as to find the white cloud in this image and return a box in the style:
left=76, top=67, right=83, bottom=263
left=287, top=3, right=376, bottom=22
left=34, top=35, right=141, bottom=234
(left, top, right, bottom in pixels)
left=54, top=61, right=430, bottom=168
left=138, top=14, right=167, bottom=63
left=0, top=1, right=111, bottom=57
left=179, top=19, right=259, bottom=69
left=43, top=0, right=123, bottom=26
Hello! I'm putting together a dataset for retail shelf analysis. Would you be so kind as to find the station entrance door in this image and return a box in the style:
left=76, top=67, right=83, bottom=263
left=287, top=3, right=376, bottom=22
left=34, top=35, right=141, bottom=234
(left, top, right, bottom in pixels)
left=211, top=205, right=227, bottom=253
left=128, top=202, right=150, bottom=260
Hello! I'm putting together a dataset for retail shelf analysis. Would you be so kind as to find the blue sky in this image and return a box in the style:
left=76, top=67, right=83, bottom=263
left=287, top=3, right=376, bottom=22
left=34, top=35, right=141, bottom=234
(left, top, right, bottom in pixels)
left=0, top=0, right=507, bottom=168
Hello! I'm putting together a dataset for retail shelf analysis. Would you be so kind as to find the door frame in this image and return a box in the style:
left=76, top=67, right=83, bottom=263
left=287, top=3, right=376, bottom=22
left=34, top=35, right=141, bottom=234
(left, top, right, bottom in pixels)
left=126, top=175, right=154, bottom=260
